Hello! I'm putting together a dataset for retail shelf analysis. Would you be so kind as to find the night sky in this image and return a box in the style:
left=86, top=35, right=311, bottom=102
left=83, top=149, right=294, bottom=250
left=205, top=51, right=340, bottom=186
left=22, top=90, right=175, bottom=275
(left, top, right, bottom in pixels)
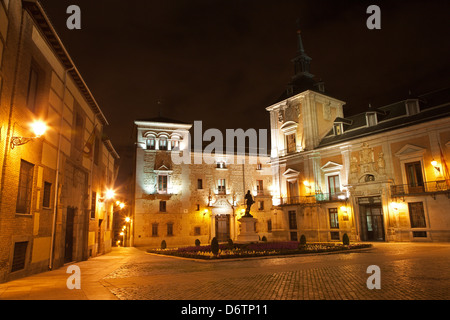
left=40, top=0, right=450, bottom=184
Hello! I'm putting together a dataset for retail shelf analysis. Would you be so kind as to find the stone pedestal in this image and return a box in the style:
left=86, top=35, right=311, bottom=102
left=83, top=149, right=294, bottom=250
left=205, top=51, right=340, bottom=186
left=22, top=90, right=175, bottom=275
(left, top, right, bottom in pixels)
left=236, top=215, right=259, bottom=243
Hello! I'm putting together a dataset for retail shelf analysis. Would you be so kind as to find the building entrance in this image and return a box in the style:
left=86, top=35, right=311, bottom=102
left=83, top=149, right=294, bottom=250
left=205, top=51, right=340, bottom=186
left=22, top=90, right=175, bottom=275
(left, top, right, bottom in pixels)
left=64, top=207, right=75, bottom=263
left=358, top=197, right=385, bottom=241
left=215, top=214, right=230, bottom=242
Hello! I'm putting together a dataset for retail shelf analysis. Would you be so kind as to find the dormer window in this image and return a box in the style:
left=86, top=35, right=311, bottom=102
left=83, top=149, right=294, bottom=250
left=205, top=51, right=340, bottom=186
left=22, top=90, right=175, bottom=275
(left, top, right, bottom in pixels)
left=158, top=175, right=168, bottom=193
left=333, top=123, right=343, bottom=135
left=406, top=99, right=420, bottom=116
left=366, top=112, right=377, bottom=127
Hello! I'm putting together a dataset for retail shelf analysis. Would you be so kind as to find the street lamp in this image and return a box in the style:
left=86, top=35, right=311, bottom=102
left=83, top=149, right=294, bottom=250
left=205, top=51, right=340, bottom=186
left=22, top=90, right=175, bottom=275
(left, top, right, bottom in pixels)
left=11, top=120, right=48, bottom=149
left=119, top=231, right=124, bottom=247
left=105, top=189, right=115, bottom=200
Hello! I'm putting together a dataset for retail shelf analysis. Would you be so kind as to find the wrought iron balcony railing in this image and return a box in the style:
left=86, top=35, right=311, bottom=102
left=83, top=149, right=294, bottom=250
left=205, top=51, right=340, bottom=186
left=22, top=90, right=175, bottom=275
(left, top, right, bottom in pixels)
left=391, top=180, right=450, bottom=197
left=277, top=192, right=348, bottom=206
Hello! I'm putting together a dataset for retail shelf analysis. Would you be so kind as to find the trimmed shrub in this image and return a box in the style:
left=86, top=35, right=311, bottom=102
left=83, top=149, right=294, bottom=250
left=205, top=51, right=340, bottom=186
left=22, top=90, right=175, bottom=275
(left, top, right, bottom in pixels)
left=300, top=234, right=307, bottom=246
left=161, top=240, right=167, bottom=249
left=227, top=238, right=234, bottom=249
left=211, top=237, right=219, bottom=256
left=343, top=233, right=350, bottom=246
left=195, top=239, right=201, bottom=247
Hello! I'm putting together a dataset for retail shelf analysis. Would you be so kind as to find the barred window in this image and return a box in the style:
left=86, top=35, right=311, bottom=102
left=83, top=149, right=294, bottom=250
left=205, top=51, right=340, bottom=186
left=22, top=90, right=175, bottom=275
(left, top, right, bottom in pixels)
left=408, top=202, right=426, bottom=228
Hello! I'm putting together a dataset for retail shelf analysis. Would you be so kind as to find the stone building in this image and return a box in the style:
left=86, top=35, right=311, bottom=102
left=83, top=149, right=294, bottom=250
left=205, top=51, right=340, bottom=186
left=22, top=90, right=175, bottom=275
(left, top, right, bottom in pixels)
left=133, top=117, right=274, bottom=248
left=267, top=29, right=450, bottom=243
left=132, top=29, right=450, bottom=247
left=0, top=0, right=119, bottom=282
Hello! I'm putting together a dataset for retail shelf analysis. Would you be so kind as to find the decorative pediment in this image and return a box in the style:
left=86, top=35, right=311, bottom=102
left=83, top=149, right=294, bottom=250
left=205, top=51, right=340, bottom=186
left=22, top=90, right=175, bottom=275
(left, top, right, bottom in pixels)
left=154, top=164, right=173, bottom=174
left=283, top=168, right=300, bottom=183
left=395, top=144, right=426, bottom=159
left=321, top=161, right=343, bottom=173
left=280, top=121, right=298, bottom=135
left=211, top=198, right=232, bottom=208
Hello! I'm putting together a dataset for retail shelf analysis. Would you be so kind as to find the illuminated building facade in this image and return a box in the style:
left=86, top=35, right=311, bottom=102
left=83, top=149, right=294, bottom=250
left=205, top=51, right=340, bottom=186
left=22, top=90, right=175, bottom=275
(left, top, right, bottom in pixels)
left=0, top=1, right=119, bottom=282
left=267, top=30, right=450, bottom=243
left=133, top=118, right=275, bottom=247
left=132, top=30, right=450, bottom=247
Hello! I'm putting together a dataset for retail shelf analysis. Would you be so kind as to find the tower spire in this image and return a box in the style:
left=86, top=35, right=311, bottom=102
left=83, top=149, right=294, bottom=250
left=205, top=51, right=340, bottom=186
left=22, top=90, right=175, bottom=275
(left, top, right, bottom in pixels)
left=292, top=20, right=313, bottom=80
left=296, top=19, right=305, bottom=54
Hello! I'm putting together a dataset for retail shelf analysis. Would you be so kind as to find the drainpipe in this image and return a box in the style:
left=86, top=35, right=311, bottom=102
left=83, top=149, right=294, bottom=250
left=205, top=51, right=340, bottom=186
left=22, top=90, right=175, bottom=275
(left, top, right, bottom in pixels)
left=49, top=66, right=74, bottom=270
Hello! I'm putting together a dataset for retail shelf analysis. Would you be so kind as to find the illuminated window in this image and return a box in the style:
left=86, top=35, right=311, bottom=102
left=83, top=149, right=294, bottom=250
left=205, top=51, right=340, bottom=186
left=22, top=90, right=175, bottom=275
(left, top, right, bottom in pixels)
left=257, top=180, right=264, bottom=195
left=159, top=137, right=167, bottom=150
left=158, top=175, right=168, bottom=193
left=334, top=123, right=342, bottom=135
left=147, top=138, right=155, bottom=150
left=329, top=208, right=339, bottom=229
left=218, top=179, right=226, bottom=194
left=216, top=161, right=226, bottom=169
left=328, top=175, right=341, bottom=195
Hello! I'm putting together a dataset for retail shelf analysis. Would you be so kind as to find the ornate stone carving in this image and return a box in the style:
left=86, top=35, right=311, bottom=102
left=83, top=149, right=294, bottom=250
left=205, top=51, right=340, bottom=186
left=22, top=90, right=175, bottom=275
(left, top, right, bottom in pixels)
left=359, top=142, right=375, bottom=173
left=377, top=152, right=386, bottom=175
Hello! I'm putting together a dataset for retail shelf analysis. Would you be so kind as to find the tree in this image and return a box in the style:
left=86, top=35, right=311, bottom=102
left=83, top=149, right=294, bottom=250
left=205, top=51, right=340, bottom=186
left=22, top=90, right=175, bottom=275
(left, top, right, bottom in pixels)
left=211, top=237, right=219, bottom=256
left=343, top=233, right=350, bottom=246
left=299, top=234, right=307, bottom=247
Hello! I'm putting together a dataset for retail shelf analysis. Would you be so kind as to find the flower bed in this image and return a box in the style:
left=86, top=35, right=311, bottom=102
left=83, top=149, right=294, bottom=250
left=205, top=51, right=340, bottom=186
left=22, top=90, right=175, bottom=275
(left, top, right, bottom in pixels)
left=146, top=241, right=372, bottom=260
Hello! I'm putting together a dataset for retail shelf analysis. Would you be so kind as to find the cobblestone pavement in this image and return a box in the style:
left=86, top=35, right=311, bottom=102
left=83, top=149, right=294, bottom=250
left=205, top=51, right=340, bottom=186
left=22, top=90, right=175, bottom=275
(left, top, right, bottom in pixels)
left=101, top=242, right=450, bottom=300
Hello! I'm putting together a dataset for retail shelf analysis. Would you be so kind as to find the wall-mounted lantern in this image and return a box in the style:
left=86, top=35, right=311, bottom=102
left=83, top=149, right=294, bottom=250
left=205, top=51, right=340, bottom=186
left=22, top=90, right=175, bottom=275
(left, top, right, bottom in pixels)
left=11, top=120, right=47, bottom=149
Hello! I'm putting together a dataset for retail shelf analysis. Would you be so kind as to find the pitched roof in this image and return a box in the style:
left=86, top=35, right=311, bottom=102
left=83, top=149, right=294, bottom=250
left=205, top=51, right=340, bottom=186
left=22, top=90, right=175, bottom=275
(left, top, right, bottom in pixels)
left=318, top=87, right=450, bottom=147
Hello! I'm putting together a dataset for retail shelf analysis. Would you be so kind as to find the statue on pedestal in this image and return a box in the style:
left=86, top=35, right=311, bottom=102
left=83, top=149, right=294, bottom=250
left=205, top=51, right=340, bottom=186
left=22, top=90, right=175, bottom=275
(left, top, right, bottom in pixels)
left=244, top=190, right=254, bottom=217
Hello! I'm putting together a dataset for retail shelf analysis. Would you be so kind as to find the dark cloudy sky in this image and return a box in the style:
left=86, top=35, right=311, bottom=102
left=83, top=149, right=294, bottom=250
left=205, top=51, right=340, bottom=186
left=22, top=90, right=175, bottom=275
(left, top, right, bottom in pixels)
left=40, top=0, right=450, bottom=181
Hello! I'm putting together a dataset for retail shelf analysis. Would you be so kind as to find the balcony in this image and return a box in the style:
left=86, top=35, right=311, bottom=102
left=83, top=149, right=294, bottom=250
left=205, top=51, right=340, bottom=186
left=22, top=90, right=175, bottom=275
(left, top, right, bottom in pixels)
left=391, top=180, right=450, bottom=198
left=277, top=192, right=347, bottom=206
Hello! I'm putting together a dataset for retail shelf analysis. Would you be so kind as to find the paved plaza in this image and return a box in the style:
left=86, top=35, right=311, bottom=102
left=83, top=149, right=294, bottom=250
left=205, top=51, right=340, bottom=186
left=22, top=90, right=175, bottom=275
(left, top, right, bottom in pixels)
left=0, top=242, right=449, bottom=300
